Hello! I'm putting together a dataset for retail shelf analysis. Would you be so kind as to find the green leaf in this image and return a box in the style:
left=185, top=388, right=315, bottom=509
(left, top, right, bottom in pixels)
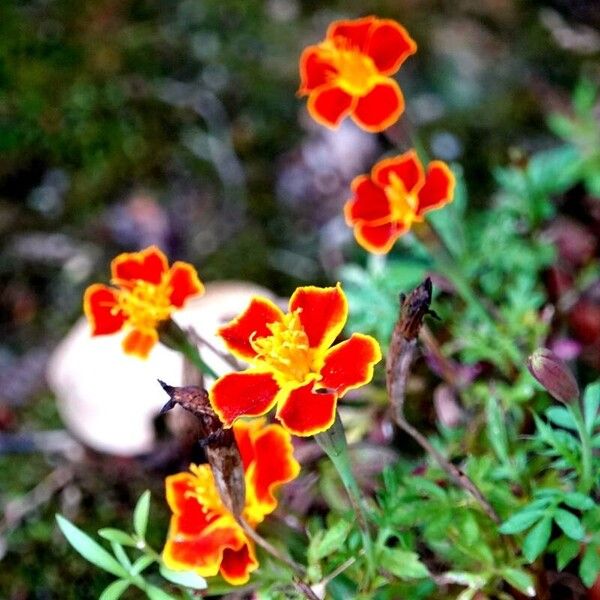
left=501, top=568, right=536, bottom=597
left=583, top=381, right=600, bottom=434
left=379, top=547, right=430, bottom=580
left=309, top=519, right=352, bottom=561
left=99, top=528, right=137, bottom=547
left=55, top=515, right=128, bottom=578
left=562, top=492, right=594, bottom=511
left=499, top=509, right=546, bottom=534
left=131, top=555, right=155, bottom=576
left=145, top=585, right=177, bottom=600
left=555, top=537, right=580, bottom=570
left=159, top=565, right=207, bottom=589
left=554, top=509, right=585, bottom=541
left=99, top=580, right=130, bottom=600
left=580, top=542, right=600, bottom=588
left=546, top=407, right=577, bottom=431
left=133, top=490, right=151, bottom=539
left=486, top=396, right=509, bottom=464
left=111, top=542, right=132, bottom=569
left=523, top=517, right=552, bottom=563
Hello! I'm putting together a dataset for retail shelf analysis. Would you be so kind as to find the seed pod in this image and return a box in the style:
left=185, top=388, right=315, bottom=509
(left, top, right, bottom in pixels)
left=527, top=348, right=580, bottom=403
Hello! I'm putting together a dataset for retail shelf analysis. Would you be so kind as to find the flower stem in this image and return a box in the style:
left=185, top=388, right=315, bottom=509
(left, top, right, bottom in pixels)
left=158, top=319, right=219, bottom=380
left=570, top=402, right=594, bottom=494
left=315, top=412, right=375, bottom=585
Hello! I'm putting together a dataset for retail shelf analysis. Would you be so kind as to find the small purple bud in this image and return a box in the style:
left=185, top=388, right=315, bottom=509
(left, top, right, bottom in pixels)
left=527, top=348, right=580, bottom=403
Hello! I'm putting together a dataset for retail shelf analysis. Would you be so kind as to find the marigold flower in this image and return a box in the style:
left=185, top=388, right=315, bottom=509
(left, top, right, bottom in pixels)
left=298, top=16, right=416, bottom=132
left=344, top=150, right=455, bottom=254
left=83, top=246, right=203, bottom=358
left=210, top=284, right=381, bottom=437
left=162, top=420, right=300, bottom=585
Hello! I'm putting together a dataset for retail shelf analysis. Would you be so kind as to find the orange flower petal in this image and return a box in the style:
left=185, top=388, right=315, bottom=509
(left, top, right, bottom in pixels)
left=83, top=284, right=125, bottom=335
left=307, top=85, right=355, bottom=129
left=232, top=419, right=260, bottom=471
left=289, top=284, right=348, bottom=350
left=167, top=261, right=204, bottom=308
left=166, top=472, right=214, bottom=535
left=345, top=175, right=392, bottom=225
left=122, top=328, right=158, bottom=358
left=218, top=297, right=284, bottom=361
left=320, top=333, right=381, bottom=397
left=366, top=19, right=417, bottom=75
left=209, top=371, right=280, bottom=427
left=416, top=161, right=455, bottom=216
left=111, top=245, right=168, bottom=286
left=298, top=46, right=337, bottom=94
left=327, top=16, right=376, bottom=51
left=354, top=221, right=408, bottom=254
left=372, top=150, right=425, bottom=194
left=248, top=424, right=300, bottom=515
left=220, top=543, right=258, bottom=585
left=163, top=518, right=247, bottom=578
left=352, top=79, right=404, bottom=132
left=276, top=382, right=337, bottom=437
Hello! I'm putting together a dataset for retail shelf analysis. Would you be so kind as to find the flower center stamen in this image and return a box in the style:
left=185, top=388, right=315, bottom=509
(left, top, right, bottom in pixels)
left=385, top=173, right=421, bottom=223
left=115, top=278, right=173, bottom=331
left=250, top=311, right=313, bottom=383
left=322, top=39, right=379, bottom=96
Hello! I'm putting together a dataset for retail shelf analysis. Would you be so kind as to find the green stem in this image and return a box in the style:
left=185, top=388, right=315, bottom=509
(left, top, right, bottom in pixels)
left=315, top=412, right=375, bottom=586
left=571, top=402, right=594, bottom=494
left=158, top=319, right=218, bottom=380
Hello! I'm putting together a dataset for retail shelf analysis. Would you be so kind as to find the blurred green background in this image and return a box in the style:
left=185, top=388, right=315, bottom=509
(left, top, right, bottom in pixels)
left=1, top=0, right=599, bottom=597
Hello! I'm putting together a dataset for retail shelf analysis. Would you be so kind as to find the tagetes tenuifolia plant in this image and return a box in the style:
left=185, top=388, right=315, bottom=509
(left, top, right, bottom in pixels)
left=298, top=16, right=416, bottom=132
left=162, top=420, right=300, bottom=585
left=209, top=284, right=381, bottom=436
left=83, top=246, right=203, bottom=358
left=345, top=150, right=456, bottom=253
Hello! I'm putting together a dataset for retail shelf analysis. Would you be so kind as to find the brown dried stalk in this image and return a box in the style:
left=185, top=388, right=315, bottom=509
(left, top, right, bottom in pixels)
left=385, top=278, right=500, bottom=524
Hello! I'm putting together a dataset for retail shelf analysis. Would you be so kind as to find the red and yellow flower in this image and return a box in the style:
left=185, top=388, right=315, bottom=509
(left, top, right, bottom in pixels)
left=210, top=284, right=381, bottom=437
left=344, top=150, right=455, bottom=254
left=298, top=16, right=416, bottom=132
left=163, top=419, right=300, bottom=585
left=83, top=246, right=203, bottom=358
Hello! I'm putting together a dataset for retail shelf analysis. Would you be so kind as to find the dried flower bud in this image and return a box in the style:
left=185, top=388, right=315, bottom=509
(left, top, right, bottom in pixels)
left=527, top=348, right=579, bottom=403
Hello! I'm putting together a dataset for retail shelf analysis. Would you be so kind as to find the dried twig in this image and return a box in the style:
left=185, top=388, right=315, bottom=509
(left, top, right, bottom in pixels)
left=386, top=278, right=500, bottom=524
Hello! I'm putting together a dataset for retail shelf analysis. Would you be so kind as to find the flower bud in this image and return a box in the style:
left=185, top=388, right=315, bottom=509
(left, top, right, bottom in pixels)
left=527, top=348, right=580, bottom=403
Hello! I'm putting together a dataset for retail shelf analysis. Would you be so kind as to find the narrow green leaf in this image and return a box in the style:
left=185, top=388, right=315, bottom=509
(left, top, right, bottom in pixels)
left=523, top=517, right=552, bottom=563
left=580, top=542, right=600, bottom=588
left=562, top=492, right=594, bottom=511
left=554, top=509, right=585, bottom=541
left=99, top=528, right=137, bottom=547
left=111, top=542, right=132, bottom=569
left=486, top=396, right=509, bottom=464
left=499, top=509, right=546, bottom=534
left=159, top=565, right=207, bottom=589
left=546, top=407, right=577, bottom=431
left=99, top=580, right=130, bottom=600
left=133, top=491, right=151, bottom=539
left=501, top=568, right=536, bottom=597
left=131, top=555, right=156, bottom=576
left=379, top=547, right=430, bottom=580
left=55, top=515, right=128, bottom=578
left=555, top=537, right=580, bottom=570
left=583, top=381, right=600, bottom=434
left=145, top=584, right=177, bottom=600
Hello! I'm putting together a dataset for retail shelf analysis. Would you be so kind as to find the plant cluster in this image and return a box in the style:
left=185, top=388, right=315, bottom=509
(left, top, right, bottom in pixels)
left=53, top=13, right=600, bottom=600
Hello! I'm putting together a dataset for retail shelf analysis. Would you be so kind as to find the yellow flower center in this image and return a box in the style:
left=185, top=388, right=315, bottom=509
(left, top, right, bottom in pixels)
left=385, top=173, right=421, bottom=224
left=323, top=40, right=379, bottom=96
left=188, top=465, right=226, bottom=522
left=114, top=278, right=173, bottom=331
left=250, top=311, right=315, bottom=384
